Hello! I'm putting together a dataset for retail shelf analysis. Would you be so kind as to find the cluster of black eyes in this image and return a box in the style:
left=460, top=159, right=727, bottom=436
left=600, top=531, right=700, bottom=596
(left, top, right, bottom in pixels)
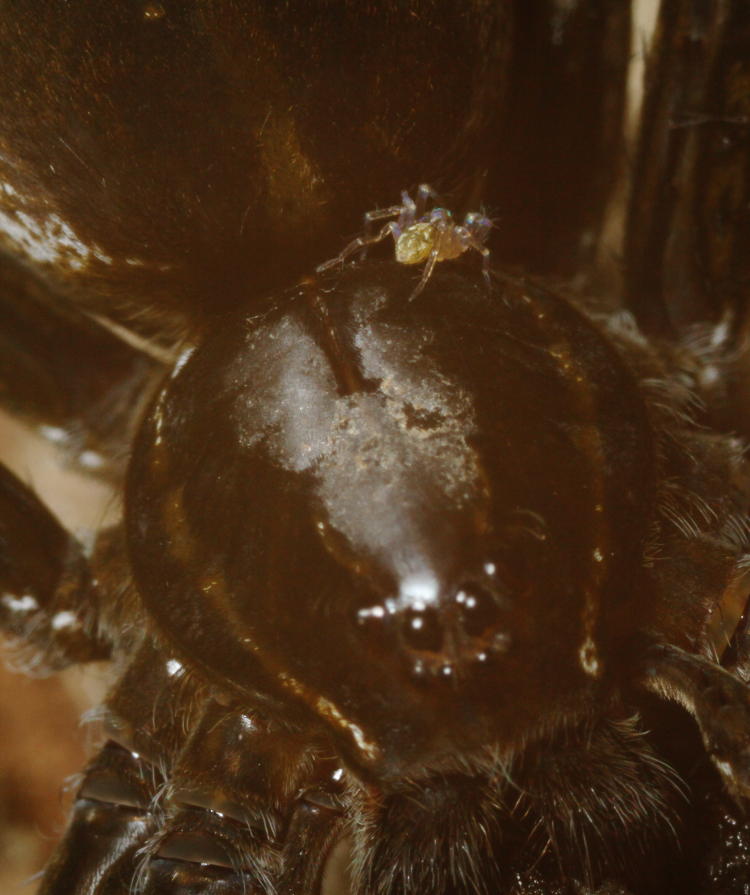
left=401, top=582, right=505, bottom=654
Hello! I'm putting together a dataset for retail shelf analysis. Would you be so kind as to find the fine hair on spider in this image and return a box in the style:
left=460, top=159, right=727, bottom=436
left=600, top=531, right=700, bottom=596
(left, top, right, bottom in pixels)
left=317, top=184, right=493, bottom=300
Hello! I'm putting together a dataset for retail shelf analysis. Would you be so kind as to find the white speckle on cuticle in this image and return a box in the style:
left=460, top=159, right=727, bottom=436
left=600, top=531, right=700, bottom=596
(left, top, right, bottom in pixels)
left=51, top=610, right=78, bottom=630
left=165, top=658, right=183, bottom=677
left=1, top=593, right=38, bottom=612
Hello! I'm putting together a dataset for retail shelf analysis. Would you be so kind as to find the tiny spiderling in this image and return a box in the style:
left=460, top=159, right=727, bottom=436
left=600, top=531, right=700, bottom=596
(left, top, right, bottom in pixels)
left=317, top=183, right=493, bottom=299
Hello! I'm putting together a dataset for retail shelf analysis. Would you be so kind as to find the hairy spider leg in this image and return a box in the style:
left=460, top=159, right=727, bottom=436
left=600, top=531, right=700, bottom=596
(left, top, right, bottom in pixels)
left=639, top=640, right=750, bottom=800
left=316, top=221, right=400, bottom=274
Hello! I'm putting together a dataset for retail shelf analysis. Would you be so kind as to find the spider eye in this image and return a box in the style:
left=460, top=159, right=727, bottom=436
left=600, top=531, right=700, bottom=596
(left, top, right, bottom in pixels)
left=401, top=607, right=443, bottom=653
left=456, top=582, right=504, bottom=639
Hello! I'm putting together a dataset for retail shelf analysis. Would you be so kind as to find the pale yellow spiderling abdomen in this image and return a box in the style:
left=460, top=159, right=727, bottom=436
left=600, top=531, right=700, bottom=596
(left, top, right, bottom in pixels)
left=395, top=222, right=437, bottom=265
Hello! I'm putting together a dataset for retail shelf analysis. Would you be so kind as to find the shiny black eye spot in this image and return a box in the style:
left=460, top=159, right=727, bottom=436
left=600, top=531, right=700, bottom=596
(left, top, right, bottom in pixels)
left=402, top=607, right=443, bottom=653
left=455, top=582, right=505, bottom=639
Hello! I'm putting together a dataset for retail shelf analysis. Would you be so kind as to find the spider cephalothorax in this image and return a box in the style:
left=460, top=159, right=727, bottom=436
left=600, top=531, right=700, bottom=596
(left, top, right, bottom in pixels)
left=317, top=184, right=493, bottom=299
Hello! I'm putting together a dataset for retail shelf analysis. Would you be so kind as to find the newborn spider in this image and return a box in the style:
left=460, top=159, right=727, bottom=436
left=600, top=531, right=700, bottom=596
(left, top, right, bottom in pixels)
left=317, top=183, right=493, bottom=298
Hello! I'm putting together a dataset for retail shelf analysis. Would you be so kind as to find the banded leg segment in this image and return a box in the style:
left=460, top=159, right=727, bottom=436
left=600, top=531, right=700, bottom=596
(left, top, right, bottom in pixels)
left=143, top=700, right=346, bottom=893
left=39, top=742, right=161, bottom=895
left=50, top=634, right=348, bottom=893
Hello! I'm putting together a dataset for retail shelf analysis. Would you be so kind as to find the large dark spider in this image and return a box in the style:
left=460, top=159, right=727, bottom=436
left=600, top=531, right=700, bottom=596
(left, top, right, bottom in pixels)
left=1, top=2, right=750, bottom=893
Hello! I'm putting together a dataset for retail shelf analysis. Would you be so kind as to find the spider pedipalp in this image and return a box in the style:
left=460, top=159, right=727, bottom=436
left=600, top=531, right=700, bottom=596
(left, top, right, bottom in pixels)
left=317, top=184, right=493, bottom=299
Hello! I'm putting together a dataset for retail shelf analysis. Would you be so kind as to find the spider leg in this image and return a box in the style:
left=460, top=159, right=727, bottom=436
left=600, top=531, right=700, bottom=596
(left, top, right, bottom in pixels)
left=316, top=221, right=398, bottom=274
left=357, top=204, right=404, bottom=262
left=407, top=243, right=441, bottom=302
left=0, top=462, right=113, bottom=671
left=0, top=253, right=166, bottom=479
left=454, top=225, right=493, bottom=290
left=638, top=640, right=750, bottom=800
left=463, top=211, right=493, bottom=243
left=415, top=183, right=439, bottom=219
left=406, top=217, right=456, bottom=301
left=623, top=0, right=750, bottom=339
left=348, top=773, right=503, bottom=895
left=40, top=632, right=346, bottom=894
left=141, top=698, right=345, bottom=893
left=38, top=637, right=201, bottom=894
left=363, top=204, right=403, bottom=238
left=397, top=190, right=417, bottom=230
left=38, top=740, right=161, bottom=895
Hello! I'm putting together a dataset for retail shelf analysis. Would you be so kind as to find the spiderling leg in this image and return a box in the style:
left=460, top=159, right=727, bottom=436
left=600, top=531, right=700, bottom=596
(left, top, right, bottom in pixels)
left=316, top=221, right=399, bottom=274
left=455, top=224, right=492, bottom=290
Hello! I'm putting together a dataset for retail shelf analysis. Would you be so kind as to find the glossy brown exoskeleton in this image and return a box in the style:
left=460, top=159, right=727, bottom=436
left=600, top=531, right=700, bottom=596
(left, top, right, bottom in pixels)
left=1, top=2, right=750, bottom=894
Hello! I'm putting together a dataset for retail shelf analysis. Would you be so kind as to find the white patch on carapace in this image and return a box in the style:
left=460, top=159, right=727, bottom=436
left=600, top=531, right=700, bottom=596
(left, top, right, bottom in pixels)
left=397, top=570, right=439, bottom=609
left=51, top=610, right=79, bottom=631
left=1, top=593, right=38, bottom=613
left=231, top=310, right=482, bottom=583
